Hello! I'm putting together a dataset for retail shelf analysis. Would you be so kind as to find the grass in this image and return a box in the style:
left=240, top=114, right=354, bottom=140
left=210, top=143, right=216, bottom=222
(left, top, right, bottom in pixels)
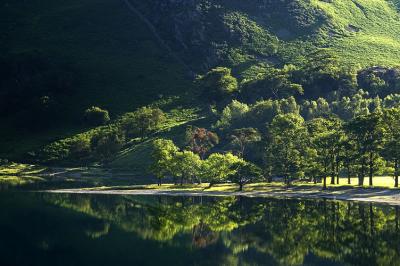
left=0, top=162, right=398, bottom=199
left=109, top=108, right=208, bottom=171
left=0, top=163, right=47, bottom=186
left=38, top=106, right=206, bottom=174
left=310, top=0, right=400, bottom=67
left=0, top=163, right=148, bottom=189
left=80, top=176, right=400, bottom=193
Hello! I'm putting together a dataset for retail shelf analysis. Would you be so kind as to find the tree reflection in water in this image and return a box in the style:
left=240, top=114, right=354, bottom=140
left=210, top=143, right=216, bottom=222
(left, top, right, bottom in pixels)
left=1, top=192, right=400, bottom=266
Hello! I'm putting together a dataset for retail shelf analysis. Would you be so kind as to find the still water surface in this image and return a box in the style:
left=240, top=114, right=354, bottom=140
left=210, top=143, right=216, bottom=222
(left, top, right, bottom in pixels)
left=1, top=192, right=400, bottom=266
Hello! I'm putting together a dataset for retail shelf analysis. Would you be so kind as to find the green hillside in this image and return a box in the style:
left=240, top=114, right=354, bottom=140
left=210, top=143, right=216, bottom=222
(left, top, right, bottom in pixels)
left=1, top=0, right=400, bottom=171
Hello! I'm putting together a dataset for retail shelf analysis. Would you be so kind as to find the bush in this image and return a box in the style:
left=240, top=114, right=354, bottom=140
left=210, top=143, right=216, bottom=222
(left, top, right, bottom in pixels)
left=121, top=107, right=166, bottom=138
left=69, top=136, right=92, bottom=160
left=90, top=127, right=125, bottom=162
left=197, top=67, right=238, bottom=102
left=84, top=106, right=110, bottom=126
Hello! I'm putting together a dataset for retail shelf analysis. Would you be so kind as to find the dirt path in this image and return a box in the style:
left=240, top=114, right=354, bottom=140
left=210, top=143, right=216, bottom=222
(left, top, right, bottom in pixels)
left=45, top=186, right=400, bottom=206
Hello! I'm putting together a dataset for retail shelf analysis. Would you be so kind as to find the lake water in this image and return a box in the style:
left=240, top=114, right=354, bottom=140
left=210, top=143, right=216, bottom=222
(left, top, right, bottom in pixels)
left=1, top=192, right=400, bottom=266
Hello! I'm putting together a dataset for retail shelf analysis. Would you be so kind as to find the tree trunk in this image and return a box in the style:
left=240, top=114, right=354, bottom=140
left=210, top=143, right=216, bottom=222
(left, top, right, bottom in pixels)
left=287, top=175, right=291, bottom=188
left=331, top=163, right=335, bottom=185
left=369, top=203, right=374, bottom=236
left=369, top=152, right=373, bottom=187
left=336, top=160, right=340, bottom=185
left=158, top=177, right=162, bottom=186
left=330, top=155, right=336, bottom=185
left=395, top=159, right=399, bottom=188
left=323, top=176, right=327, bottom=190
left=180, top=174, right=184, bottom=186
left=396, top=206, right=399, bottom=232
left=359, top=160, right=365, bottom=186
left=347, top=165, right=351, bottom=185
left=239, top=183, right=243, bottom=191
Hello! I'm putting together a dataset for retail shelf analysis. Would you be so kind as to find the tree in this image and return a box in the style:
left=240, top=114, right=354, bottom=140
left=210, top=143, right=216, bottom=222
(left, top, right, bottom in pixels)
left=171, top=151, right=203, bottom=185
left=229, top=128, right=261, bottom=158
left=197, top=67, right=238, bottom=102
left=69, top=135, right=91, bottom=161
left=228, top=161, right=262, bottom=191
left=345, top=113, right=384, bottom=186
left=307, top=117, right=343, bottom=189
left=381, top=108, right=400, bottom=187
left=121, top=107, right=166, bottom=138
left=214, top=100, right=250, bottom=130
left=241, top=65, right=303, bottom=101
left=84, top=106, right=110, bottom=126
left=151, top=139, right=179, bottom=185
left=202, top=153, right=242, bottom=184
left=340, top=138, right=357, bottom=185
left=90, top=127, right=125, bottom=164
left=266, top=113, right=308, bottom=186
left=186, top=127, right=219, bottom=159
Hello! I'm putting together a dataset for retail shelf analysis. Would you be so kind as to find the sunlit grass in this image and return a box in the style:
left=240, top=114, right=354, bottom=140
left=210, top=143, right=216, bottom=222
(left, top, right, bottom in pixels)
left=310, top=0, right=400, bottom=67
left=0, top=175, right=45, bottom=186
left=0, top=163, right=47, bottom=176
left=84, top=176, right=400, bottom=193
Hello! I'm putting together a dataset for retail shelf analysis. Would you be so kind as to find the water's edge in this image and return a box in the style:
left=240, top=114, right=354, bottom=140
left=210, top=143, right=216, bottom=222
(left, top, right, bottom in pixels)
left=43, top=188, right=400, bottom=206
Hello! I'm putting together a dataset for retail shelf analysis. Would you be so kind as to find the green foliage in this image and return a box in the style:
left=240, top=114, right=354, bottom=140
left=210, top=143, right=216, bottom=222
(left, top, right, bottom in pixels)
left=222, top=11, right=279, bottom=59
left=90, top=127, right=125, bottom=163
left=345, top=113, right=384, bottom=186
left=121, top=107, right=166, bottom=138
left=214, top=100, right=250, bottom=130
left=266, top=113, right=308, bottom=184
left=215, top=97, right=300, bottom=132
left=358, top=67, right=400, bottom=96
left=381, top=108, right=400, bottom=186
left=84, top=106, right=110, bottom=126
left=228, top=161, right=262, bottom=190
left=197, top=67, right=238, bottom=102
left=202, top=153, right=243, bottom=183
left=307, top=117, right=344, bottom=187
left=241, top=65, right=303, bottom=101
left=171, top=151, right=203, bottom=185
left=69, top=135, right=92, bottom=161
left=151, top=139, right=179, bottom=184
left=229, top=128, right=261, bottom=158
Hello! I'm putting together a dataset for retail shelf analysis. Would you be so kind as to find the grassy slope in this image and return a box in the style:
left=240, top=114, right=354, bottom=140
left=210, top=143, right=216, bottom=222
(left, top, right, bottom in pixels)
left=109, top=110, right=208, bottom=171
left=0, top=0, right=191, bottom=159
left=310, top=0, right=400, bottom=67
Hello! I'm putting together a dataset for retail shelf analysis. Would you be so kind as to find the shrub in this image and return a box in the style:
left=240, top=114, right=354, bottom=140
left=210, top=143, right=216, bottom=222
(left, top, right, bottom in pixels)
left=69, top=136, right=92, bottom=160
left=84, top=106, right=110, bottom=126
left=90, top=127, right=125, bottom=162
left=121, top=107, right=166, bottom=138
left=197, top=67, right=238, bottom=102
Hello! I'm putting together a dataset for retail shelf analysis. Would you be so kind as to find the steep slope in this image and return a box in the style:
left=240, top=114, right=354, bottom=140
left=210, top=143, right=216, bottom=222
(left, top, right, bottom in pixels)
left=1, top=0, right=400, bottom=163
left=133, top=0, right=400, bottom=68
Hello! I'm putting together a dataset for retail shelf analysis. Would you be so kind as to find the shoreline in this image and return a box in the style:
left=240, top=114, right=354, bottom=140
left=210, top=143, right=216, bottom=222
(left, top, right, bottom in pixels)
left=44, top=186, right=400, bottom=206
